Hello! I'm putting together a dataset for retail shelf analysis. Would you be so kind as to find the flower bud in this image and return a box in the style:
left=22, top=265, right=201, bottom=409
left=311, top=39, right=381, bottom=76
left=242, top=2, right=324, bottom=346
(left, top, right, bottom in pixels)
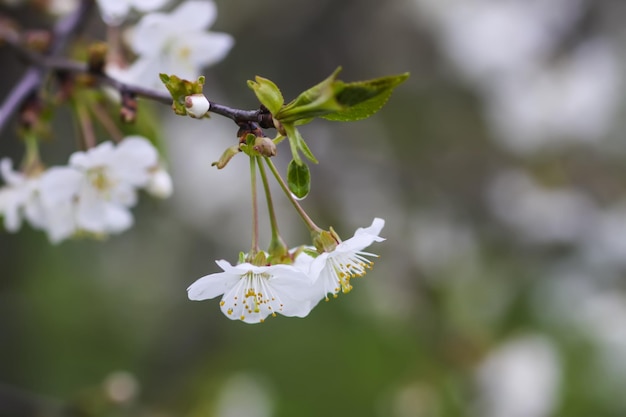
left=146, top=168, right=173, bottom=199
left=253, top=136, right=277, bottom=157
left=185, top=94, right=210, bottom=118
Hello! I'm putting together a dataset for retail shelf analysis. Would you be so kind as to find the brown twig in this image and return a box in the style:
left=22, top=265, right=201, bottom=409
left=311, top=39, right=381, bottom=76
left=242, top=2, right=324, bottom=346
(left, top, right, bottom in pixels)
left=0, top=0, right=96, bottom=133
left=0, top=3, right=275, bottom=134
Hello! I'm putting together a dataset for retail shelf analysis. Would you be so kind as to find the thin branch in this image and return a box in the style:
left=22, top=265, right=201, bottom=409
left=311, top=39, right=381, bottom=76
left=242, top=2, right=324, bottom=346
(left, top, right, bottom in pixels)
left=0, top=5, right=274, bottom=131
left=0, top=0, right=95, bottom=133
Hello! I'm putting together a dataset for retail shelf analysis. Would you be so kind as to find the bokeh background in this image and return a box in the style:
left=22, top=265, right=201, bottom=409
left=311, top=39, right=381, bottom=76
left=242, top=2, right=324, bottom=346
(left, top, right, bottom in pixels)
left=2, top=0, right=626, bottom=416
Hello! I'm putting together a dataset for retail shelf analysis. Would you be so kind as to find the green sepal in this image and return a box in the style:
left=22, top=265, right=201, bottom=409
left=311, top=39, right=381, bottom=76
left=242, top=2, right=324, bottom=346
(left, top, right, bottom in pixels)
left=159, top=74, right=206, bottom=116
left=247, top=76, right=284, bottom=115
left=238, top=133, right=258, bottom=157
left=322, top=72, right=409, bottom=121
left=211, top=144, right=241, bottom=169
left=276, top=67, right=344, bottom=124
left=287, top=159, right=311, bottom=199
left=311, top=228, right=340, bottom=253
left=283, top=123, right=318, bottom=164
left=250, top=251, right=269, bottom=266
left=267, top=236, right=290, bottom=265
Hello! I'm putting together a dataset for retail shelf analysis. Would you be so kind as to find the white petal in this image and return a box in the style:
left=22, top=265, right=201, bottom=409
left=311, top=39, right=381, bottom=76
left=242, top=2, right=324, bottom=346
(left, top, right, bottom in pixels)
left=96, top=0, right=131, bottom=25
left=117, top=56, right=165, bottom=91
left=69, top=142, right=115, bottom=170
left=184, top=32, right=235, bottom=68
left=187, top=270, right=240, bottom=300
left=39, top=166, right=82, bottom=206
left=131, top=0, right=169, bottom=13
left=131, top=12, right=171, bottom=56
left=103, top=203, right=134, bottom=233
left=171, top=0, right=217, bottom=31
left=2, top=191, right=22, bottom=232
left=75, top=185, right=107, bottom=232
left=111, top=136, right=158, bottom=186
left=339, top=218, right=386, bottom=252
left=110, top=182, right=138, bottom=207
left=24, top=197, right=47, bottom=230
left=43, top=200, right=76, bottom=243
left=146, top=168, right=173, bottom=199
left=0, top=158, right=24, bottom=186
left=355, top=217, right=385, bottom=237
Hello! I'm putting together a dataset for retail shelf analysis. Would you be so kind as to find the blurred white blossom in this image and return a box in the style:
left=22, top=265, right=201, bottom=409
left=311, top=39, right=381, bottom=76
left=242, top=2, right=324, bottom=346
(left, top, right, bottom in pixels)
left=115, top=0, right=234, bottom=91
left=38, top=136, right=160, bottom=241
left=485, top=39, right=621, bottom=153
left=0, top=158, right=45, bottom=232
left=411, top=0, right=582, bottom=82
left=578, top=203, right=626, bottom=270
left=409, top=211, right=477, bottom=274
left=96, top=0, right=169, bottom=25
left=146, top=165, right=173, bottom=199
left=0, top=137, right=171, bottom=243
left=487, top=170, right=596, bottom=244
left=475, top=334, right=561, bottom=417
left=214, top=373, right=274, bottom=417
left=409, top=0, right=622, bottom=153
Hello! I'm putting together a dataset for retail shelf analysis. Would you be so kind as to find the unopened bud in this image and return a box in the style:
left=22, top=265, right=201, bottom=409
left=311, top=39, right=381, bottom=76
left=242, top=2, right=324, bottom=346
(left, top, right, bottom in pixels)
left=185, top=94, right=210, bottom=118
left=146, top=167, right=173, bottom=199
left=253, top=136, right=277, bottom=157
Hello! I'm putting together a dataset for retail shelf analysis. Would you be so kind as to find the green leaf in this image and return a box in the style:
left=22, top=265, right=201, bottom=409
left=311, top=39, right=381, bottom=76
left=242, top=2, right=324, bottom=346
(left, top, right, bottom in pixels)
left=274, top=69, right=409, bottom=125
left=276, top=67, right=344, bottom=124
left=247, top=76, right=284, bottom=115
left=159, top=74, right=205, bottom=116
left=287, top=159, right=311, bottom=199
left=322, top=72, right=409, bottom=121
left=283, top=123, right=318, bottom=164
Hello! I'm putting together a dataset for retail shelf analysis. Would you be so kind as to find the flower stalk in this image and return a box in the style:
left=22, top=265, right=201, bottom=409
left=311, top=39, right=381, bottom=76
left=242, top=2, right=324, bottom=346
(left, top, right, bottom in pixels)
left=248, top=155, right=260, bottom=258
left=257, top=156, right=288, bottom=262
left=263, top=157, right=321, bottom=234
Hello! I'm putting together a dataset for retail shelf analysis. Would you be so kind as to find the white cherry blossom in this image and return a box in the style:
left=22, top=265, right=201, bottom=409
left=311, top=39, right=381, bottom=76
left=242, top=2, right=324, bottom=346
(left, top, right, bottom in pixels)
left=38, top=136, right=162, bottom=241
left=306, top=218, right=386, bottom=302
left=118, top=0, right=234, bottom=91
left=187, top=259, right=316, bottom=324
left=96, top=0, right=170, bottom=26
left=0, top=158, right=46, bottom=233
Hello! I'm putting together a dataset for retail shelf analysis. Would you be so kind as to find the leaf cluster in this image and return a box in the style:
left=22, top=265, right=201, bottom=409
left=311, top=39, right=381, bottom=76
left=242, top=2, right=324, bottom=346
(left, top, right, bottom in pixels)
left=248, top=68, right=409, bottom=198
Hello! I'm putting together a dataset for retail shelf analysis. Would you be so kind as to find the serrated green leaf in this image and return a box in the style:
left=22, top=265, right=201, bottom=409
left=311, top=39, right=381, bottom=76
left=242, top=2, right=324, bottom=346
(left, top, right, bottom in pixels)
left=247, top=76, right=284, bottom=115
left=275, top=69, right=409, bottom=125
left=276, top=67, right=344, bottom=124
left=322, top=72, right=409, bottom=121
left=287, top=159, right=310, bottom=199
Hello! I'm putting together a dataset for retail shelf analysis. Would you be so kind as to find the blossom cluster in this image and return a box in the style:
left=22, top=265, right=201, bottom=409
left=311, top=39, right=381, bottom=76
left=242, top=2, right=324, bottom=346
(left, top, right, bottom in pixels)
left=0, top=136, right=171, bottom=243
left=104, top=0, right=234, bottom=93
left=187, top=218, right=385, bottom=324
